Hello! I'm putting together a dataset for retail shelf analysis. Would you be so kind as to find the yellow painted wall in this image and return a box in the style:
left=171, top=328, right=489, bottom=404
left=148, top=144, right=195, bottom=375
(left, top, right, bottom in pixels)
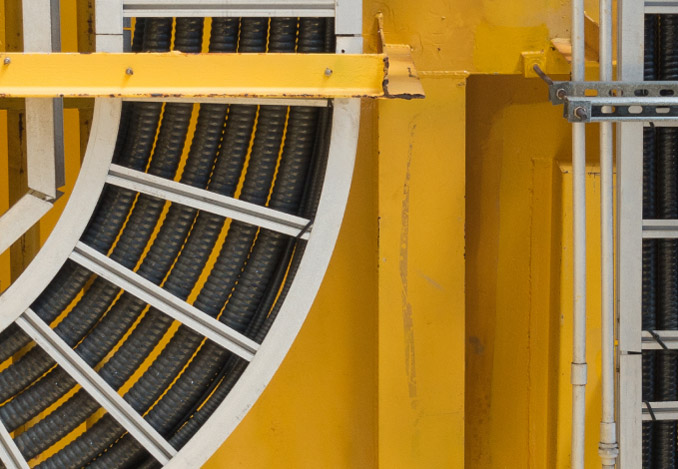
left=0, top=0, right=614, bottom=468
left=466, top=75, right=605, bottom=468
left=376, top=76, right=466, bottom=469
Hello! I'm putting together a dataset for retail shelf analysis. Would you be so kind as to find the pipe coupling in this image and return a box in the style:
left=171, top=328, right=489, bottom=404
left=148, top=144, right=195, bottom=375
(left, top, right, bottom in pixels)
left=598, top=441, right=619, bottom=466
left=571, top=362, right=587, bottom=385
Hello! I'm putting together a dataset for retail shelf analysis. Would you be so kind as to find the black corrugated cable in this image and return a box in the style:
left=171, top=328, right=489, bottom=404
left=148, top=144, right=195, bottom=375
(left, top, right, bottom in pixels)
left=157, top=60, right=335, bottom=461
left=0, top=17, right=193, bottom=409
left=148, top=17, right=337, bottom=462
left=0, top=19, right=173, bottom=403
left=655, top=13, right=678, bottom=468
left=0, top=16, right=152, bottom=365
left=643, top=13, right=658, bottom=469
left=32, top=18, right=288, bottom=468
left=90, top=19, right=332, bottom=468
left=4, top=18, right=247, bottom=458
left=0, top=14, right=335, bottom=469
left=654, top=14, right=678, bottom=468
left=0, top=17, right=163, bottom=363
left=0, top=18, right=236, bottom=435
left=159, top=99, right=333, bottom=458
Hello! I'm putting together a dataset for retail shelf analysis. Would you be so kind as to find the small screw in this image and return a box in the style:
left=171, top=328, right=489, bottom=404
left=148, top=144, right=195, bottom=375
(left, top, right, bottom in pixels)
left=324, top=68, right=333, bottom=77
left=574, top=106, right=588, bottom=120
left=556, top=88, right=567, bottom=99
left=125, top=68, right=134, bottom=76
left=3, top=58, right=10, bottom=65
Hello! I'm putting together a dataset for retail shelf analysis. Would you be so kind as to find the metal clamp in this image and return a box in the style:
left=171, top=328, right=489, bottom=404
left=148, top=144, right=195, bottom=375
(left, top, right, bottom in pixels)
left=535, top=65, right=678, bottom=122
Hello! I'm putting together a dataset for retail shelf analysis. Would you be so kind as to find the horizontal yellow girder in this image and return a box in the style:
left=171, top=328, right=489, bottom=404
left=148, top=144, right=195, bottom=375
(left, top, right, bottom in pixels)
left=0, top=52, right=425, bottom=99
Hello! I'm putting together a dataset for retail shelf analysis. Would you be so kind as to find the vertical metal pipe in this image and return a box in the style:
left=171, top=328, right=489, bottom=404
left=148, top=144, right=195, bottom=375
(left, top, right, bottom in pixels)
left=50, top=0, right=65, bottom=189
left=599, top=0, right=619, bottom=466
left=571, top=0, right=587, bottom=467
left=572, top=122, right=587, bottom=469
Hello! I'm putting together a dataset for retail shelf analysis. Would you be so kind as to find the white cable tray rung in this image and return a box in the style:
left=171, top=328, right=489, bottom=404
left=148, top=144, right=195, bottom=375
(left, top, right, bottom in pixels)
left=642, top=401, right=678, bottom=421
left=122, top=0, right=335, bottom=17
left=642, top=219, right=678, bottom=238
left=646, top=1, right=678, bottom=14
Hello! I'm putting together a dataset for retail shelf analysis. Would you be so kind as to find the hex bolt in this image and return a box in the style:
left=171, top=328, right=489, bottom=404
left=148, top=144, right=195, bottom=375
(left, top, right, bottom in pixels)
left=3, top=57, right=10, bottom=65
left=556, top=88, right=567, bottom=99
left=324, top=68, right=333, bottom=77
left=125, top=68, right=134, bottom=76
left=574, top=106, right=588, bottom=120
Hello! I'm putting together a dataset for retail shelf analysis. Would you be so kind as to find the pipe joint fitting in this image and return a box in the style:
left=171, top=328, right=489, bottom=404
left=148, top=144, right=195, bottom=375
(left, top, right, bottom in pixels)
left=599, top=421, right=616, bottom=440
left=571, top=362, right=587, bottom=385
left=598, top=441, right=619, bottom=466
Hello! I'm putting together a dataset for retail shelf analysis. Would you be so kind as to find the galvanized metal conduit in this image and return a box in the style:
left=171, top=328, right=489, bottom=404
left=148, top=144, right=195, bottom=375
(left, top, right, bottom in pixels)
left=571, top=0, right=587, bottom=467
left=598, top=0, right=618, bottom=465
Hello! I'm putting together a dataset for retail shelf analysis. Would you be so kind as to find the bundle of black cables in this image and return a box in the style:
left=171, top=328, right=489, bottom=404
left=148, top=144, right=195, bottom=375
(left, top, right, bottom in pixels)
left=643, top=13, right=678, bottom=469
left=0, top=15, right=335, bottom=469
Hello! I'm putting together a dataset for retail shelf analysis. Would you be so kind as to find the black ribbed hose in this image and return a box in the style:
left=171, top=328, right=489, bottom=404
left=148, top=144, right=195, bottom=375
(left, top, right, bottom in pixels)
left=0, top=18, right=197, bottom=419
left=0, top=15, right=336, bottom=469
left=654, top=14, right=678, bottom=468
left=643, top=13, right=658, bottom=469
left=32, top=18, right=286, bottom=469
left=643, top=126, right=658, bottom=469
left=0, top=19, right=174, bottom=406
left=0, top=15, right=152, bottom=361
left=4, top=18, right=245, bottom=458
left=160, top=87, right=333, bottom=457
left=85, top=19, right=333, bottom=468
left=152, top=17, right=337, bottom=463
left=0, top=19, right=233, bottom=435
left=0, top=19, right=151, bottom=366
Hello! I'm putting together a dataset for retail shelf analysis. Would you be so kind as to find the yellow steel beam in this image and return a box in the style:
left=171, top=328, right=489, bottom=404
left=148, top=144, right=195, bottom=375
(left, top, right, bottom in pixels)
left=0, top=51, right=424, bottom=99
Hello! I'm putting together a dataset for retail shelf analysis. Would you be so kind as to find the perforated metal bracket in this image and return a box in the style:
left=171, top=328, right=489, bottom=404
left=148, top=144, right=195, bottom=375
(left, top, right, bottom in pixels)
left=534, top=65, right=678, bottom=122
left=553, top=82, right=678, bottom=122
left=547, top=80, right=678, bottom=105
left=550, top=80, right=678, bottom=122
left=564, top=96, right=678, bottom=122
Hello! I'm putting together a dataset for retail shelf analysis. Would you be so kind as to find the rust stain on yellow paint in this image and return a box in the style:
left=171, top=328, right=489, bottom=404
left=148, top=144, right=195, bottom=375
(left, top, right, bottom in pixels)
left=379, top=76, right=466, bottom=469
left=400, top=131, right=418, bottom=409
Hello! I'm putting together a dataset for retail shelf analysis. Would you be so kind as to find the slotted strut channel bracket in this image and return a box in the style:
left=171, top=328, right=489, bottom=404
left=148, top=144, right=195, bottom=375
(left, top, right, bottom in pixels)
left=545, top=78, right=678, bottom=122
left=0, top=0, right=424, bottom=468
